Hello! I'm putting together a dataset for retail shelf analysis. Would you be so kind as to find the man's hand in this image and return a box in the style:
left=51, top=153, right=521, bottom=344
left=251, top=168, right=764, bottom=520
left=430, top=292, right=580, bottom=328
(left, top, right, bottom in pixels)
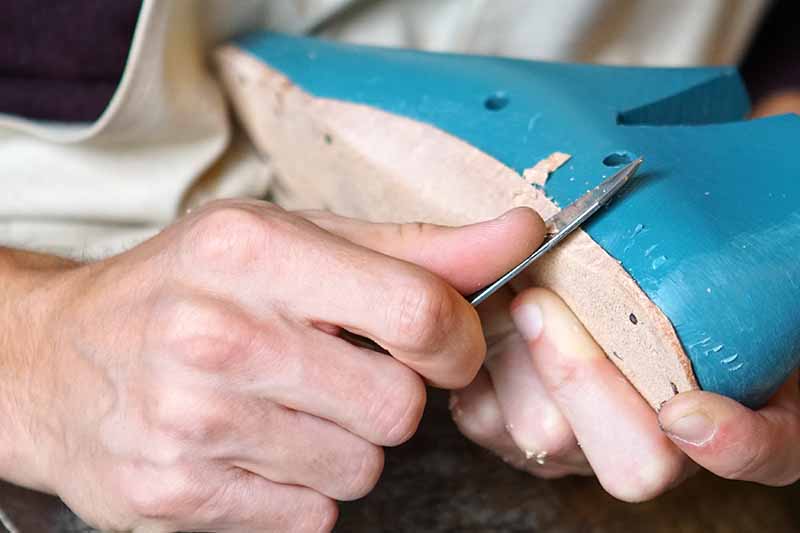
left=452, top=287, right=800, bottom=501
left=0, top=200, right=543, bottom=532
left=454, top=93, right=800, bottom=501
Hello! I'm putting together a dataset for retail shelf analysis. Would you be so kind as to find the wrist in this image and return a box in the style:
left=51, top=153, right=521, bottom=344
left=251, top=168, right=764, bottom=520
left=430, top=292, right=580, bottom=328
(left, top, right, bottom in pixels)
left=0, top=247, right=80, bottom=492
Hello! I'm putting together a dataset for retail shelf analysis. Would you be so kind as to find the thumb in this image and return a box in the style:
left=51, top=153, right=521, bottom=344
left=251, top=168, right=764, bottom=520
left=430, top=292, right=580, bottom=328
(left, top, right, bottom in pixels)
left=658, top=374, right=800, bottom=486
left=300, top=208, right=546, bottom=294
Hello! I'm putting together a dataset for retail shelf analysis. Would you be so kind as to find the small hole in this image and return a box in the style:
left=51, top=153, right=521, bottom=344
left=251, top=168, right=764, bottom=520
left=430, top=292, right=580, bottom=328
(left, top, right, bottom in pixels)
left=629, top=313, right=638, bottom=325
left=603, top=151, right=634, bottom=167
left=484, top=92, right=509, bottom=111
left=324, top=134, right=333, bottom=144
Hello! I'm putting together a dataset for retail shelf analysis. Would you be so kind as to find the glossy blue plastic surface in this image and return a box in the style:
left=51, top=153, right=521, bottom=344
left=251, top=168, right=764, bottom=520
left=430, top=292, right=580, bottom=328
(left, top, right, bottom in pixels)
left=237, top=32, right=800, bottom=407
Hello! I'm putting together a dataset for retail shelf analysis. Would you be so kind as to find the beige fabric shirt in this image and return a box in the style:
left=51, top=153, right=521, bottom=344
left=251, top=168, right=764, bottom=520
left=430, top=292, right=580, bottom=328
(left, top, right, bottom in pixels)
left=0, top=0, right=767, bottom=258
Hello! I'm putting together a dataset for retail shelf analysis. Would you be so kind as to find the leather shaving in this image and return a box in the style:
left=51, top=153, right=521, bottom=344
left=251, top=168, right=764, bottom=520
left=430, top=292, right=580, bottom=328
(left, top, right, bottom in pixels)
left=522, top=152, right=571, bottom=187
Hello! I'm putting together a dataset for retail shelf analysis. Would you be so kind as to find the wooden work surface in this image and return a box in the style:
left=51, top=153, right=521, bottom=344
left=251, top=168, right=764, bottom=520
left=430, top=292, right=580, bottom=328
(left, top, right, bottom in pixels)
left=1, top=389, right=798, bottom=532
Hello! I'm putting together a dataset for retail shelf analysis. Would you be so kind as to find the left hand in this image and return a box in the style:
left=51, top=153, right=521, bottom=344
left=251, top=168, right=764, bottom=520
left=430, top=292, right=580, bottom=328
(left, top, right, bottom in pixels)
left=451, top=286, right=800, bottom=501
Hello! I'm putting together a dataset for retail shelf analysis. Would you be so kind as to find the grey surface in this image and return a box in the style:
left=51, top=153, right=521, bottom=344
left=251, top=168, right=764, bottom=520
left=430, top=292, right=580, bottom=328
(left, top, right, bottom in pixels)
left=2, top=389, right=799, bottom=532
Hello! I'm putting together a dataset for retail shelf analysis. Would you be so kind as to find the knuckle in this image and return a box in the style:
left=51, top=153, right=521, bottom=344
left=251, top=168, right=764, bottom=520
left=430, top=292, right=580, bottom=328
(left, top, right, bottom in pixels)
left=447, top=351, right=485, bottom=391
left=543, top=356, right=587, bottom=402
left=369, top=369, right=426, bottom=445
left=603, top=456, right=684, bottom=503
left=170, top=407, right=226, bottom=444
left=536, top=412, right=576, bottom=454
left=389, top=279, right=455, bottom=351
left=150, top=388, right=229, bottom=444
left=183, top=203, right=272, bottom=269
left=710, top=414, right=781, bottom=483
left=453, top=399, right=506, bottom=444
left=156, top=297, right=256, bottom=373
left=722, top=439, right=769, bottom=482
left=510, top=410, right=575, bottom=457
left=124, top=471, right=208, bottom=521
left=341, top=444, right=385, bottom=500
left=292, top=495, right=339, bottom=533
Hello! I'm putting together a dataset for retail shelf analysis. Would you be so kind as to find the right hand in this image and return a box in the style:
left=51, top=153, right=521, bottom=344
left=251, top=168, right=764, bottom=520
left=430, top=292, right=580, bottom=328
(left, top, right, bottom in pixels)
left=8, top=200, right=543, bottom=532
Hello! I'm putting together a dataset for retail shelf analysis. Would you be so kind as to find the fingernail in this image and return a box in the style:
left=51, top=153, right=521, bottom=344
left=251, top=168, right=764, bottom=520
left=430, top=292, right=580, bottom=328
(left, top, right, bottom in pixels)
left=511, top=303, right=543, bottom=341
left=661, top=410, right=716, bottom=446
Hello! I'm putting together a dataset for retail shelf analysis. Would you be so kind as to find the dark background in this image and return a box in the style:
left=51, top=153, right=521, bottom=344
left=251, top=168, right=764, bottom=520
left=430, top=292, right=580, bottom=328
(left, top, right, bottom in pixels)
left=2, top=389, right=799, bottom=532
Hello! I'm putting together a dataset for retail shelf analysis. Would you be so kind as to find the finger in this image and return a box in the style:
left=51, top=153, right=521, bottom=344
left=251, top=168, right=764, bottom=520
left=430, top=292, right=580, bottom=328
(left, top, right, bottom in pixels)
left=181, top=201, right=485, bottom=388
left=299, top=253, right=485, bottom=390
left=173, top=469, right=338, bottom=533
left=750, top=89, right=800, bottom=118
left=452, top=369, right=579, bottom=477
left=511, top=288, right=689, bottom=501
left=485, top=332, right=588, bottom=468
left=658, top=372, right=800, bottom=486
left=476, top=285, right=517, bottom=342
left=247, top=324, right=427, bottom=447
left=301, top=207, right=546, bottom=294
left=479, top=286, right=587, bottom=467
left=156, top=294, right=428, bottom=447
left=137, top=371, right=386, bottom=501
left=450, top=368, right=523, bottom=461
left=230, top=400, right=384, bottom=501
left=459, top=285, right=586, bottom=471
left=296, top=208, right=543, bottom=388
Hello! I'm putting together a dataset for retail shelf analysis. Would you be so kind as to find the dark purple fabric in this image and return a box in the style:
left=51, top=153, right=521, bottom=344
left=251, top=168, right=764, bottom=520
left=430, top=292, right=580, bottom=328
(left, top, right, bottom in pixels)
left=741, top=0, right=800, bottom=102
left=0, top=0, right=142, bottom=122
left=0, top=0, right=796, bottom=122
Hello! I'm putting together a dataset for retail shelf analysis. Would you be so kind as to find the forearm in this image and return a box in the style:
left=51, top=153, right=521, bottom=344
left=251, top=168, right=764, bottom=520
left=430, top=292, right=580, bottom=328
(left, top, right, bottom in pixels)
left=0, top=247, right=78, bottom=492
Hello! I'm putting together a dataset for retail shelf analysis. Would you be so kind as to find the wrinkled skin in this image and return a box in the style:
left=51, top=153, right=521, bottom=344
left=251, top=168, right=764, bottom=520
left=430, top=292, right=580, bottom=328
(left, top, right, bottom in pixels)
left=454, top=286, right=800, bottom=500
left=451, top=95, right=800, bottom=502
left=1, top=200, right=543, bottom=532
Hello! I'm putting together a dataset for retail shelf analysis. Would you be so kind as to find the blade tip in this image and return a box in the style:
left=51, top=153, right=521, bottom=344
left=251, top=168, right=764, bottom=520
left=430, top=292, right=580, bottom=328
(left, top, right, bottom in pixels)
left=625, top=155, right=644, bottom=177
